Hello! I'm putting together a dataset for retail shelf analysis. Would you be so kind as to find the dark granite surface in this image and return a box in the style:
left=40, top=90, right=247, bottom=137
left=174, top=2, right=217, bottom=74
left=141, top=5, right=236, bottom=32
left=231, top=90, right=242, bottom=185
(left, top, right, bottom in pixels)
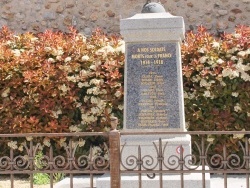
left=125, top=43, right=180, bottom=129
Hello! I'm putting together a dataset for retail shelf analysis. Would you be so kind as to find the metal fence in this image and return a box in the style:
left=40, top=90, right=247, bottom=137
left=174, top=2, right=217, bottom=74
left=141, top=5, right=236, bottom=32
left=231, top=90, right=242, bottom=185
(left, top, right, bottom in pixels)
left=118, top=131, right=250, bottom=188
left=0, top=132, right=110, bottom=188
left=0, top=130, right=250, bottom=188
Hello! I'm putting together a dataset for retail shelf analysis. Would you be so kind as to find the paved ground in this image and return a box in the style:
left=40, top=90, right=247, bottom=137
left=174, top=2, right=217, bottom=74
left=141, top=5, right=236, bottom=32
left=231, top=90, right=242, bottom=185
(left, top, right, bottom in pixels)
left=0, top=176, right=51, bottom=188
left=53, top=174, right=248, bottom=188
left=0, top=174, right=247, bottom=188
left=210, top=174, right=247, bottom=188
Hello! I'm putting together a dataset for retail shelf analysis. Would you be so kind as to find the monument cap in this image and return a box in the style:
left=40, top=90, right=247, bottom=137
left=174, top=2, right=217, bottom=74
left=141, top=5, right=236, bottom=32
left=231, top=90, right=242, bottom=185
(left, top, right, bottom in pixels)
left=141, top=1, right=166, bottom=13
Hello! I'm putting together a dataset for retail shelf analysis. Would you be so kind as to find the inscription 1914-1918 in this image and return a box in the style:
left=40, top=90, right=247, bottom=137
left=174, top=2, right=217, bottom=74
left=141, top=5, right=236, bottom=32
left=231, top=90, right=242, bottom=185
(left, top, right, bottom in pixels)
left=125, top=43, right=180, bottom=129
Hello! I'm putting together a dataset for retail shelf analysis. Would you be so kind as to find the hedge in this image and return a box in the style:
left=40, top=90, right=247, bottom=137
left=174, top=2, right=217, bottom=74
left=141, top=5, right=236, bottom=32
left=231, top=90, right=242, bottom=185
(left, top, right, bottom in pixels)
left=0, top=25, right=249, bottom=155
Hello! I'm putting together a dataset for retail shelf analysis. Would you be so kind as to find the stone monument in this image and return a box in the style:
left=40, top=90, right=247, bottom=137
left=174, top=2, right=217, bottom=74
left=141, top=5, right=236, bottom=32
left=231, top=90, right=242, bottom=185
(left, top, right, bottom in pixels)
left=120, top=1, right=192, bottom=168
left=97, top=2, right=210, bottom=187
left=123, top=6, right=185, bottom=132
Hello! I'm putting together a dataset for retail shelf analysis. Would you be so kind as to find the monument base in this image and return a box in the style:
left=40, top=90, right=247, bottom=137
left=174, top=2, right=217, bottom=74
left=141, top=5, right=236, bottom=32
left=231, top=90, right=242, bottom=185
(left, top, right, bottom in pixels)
left=120, top=134, right=192, bottom=170
left=97, top=134, right=212, bottom=187
left=96, top=169, right=211, bottom=188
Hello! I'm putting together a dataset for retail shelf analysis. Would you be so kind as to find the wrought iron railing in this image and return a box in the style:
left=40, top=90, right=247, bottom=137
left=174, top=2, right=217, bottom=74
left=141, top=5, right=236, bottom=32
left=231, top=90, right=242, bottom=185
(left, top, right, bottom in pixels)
left=0, top=131, right=250, bottom=188
left=119, top=131, right=250, bottom=188
left=0, top=132, right=110, bottom=188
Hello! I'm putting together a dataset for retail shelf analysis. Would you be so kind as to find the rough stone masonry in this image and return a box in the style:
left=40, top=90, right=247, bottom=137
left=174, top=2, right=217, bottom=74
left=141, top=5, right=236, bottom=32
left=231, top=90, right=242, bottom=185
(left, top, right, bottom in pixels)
left=0, top=0, right=249, bottom=35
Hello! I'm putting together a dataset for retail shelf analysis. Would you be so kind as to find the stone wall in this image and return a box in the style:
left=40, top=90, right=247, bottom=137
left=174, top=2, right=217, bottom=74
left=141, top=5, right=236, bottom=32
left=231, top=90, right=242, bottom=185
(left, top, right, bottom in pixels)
left=0, top=0, right=249, bottom=35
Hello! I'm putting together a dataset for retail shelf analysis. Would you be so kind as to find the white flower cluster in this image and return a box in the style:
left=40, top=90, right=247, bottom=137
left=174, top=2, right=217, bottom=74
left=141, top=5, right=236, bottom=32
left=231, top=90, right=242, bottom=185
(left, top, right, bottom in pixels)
left=236, top=59, right=250, bottom=81
left=231, top=92, right=239, bottom=97
left=220, top=48, right=250, bottom=81
left=89, top=78, right=104, bottom=86
left=199, top=56, right=208, bottom=64
left=92, top=146, right=102, bottom=156
left=203, top=90, right=214, bottom=99
left=64, top=57, right=71, bottom=63
left=81, top=113, right=98, bottom=124
left=67, top=75, right=78, bottom=83
left=115, top=91, right=122, bottom=98
left=115, top=40, right=125, bottom=54
left=48, top=58, right=55, bottom=63
left=26, top=136, right=33, bottom=141
left=51, top=47, right=64, bottom=57
left=59, top=65, right=73, bottom=73
left=76, top=33, right=87, bottom=43
left=184, top=90, right=197, bottom=99
left=234, top=103, right=242, bottom=112
left=212, top=41, right=220, bottom=49
left=79, top=69, right=89, bottom=78
left=51, top=109, right=62, bottom=118
left=58, top=84, right=70, bottom=95
left=200, top=79, right=215, bottom=89
left=233, top=129, right=245, bottom=139
left=7, top=141, right=18, bottom=150
left=69, top=125, right=82, bottom=132
left=118, top=104, right=124, bottom=110
left=78, top=82, right=89, bottom=88
left=96, top=45, right=114, bottom=58
left=81, top=55, right=89, bottom=61
left=87, top=87, right=107, bottom=95
left=59, top=138, right=86, bottom=149
left=18, top=144, right=24, bottom=152
left=78, top=138, right=86, bottom=147
left=1, top=87, right=10, bottom=98
left=12, top=49, right=23, bottom=57
left=90, top=145, right=109, bottom=160
left=207, top=135, right=215, bottom=143
left=222, top=67, right=239, bottom=79
left=43, top=137, right=51, bottom=147
left=58, top=137, right=67, bottom=148
left=104, top=153, right=109, bottom=160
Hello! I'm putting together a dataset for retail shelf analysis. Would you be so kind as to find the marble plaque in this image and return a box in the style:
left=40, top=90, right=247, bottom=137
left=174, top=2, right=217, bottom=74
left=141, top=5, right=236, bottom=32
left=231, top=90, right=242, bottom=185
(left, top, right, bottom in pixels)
left=125, top=42, right=180, bottom=129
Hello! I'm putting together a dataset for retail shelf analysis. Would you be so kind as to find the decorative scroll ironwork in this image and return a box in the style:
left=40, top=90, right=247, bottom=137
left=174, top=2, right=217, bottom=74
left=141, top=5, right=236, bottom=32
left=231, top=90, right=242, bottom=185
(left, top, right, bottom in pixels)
left=1, top=131, right=250, bottom=188
left=0, top=133, right=110, bottom=173
left=120, top=135, right=250, bottom=173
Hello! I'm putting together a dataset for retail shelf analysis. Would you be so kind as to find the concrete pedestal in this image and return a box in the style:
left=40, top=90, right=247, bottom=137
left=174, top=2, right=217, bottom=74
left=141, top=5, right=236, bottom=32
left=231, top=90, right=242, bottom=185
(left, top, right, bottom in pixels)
left=121, top=134, right=191, bottom=170
left=97, top=134, right=211, bottom=188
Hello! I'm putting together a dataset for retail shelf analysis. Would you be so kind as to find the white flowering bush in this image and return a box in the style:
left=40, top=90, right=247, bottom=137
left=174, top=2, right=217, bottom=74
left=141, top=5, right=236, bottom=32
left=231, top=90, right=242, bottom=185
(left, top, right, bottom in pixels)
left=182, top=25, right=250, bottom=154
left=1, top=25, right=249, bottom=159
left=0, top=26, right=124, bottom=134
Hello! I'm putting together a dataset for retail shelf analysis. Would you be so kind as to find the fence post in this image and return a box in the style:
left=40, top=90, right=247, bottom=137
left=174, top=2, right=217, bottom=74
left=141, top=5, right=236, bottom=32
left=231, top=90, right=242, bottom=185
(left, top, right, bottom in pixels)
left=109, top=117, right=121, bottom=188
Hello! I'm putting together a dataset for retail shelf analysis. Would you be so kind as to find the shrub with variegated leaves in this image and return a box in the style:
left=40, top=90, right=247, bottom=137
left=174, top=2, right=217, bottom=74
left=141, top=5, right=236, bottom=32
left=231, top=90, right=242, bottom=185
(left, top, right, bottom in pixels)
left=0, top=25, right=249, bottom=156
left=0, top=26, right=124, bottom=134
left=182, top=25, right=250, bottom=155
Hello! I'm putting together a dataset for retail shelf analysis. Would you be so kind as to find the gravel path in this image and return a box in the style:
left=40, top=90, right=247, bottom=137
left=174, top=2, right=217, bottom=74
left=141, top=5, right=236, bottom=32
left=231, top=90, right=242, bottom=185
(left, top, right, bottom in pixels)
left=0, top=176, right=52, bottom=188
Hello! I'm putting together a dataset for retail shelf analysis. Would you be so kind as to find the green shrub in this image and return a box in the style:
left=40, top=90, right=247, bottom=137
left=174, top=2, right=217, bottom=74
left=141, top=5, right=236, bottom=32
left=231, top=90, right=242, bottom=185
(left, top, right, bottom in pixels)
left=33, top=173, right=50, bottom=185
left=33, top=151, right=50, bottom=185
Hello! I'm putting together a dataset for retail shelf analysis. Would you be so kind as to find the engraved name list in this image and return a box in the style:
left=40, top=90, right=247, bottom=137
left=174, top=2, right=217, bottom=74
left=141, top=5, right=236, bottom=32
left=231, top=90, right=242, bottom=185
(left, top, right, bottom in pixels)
left=126, top=43, right=178, bottom=129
